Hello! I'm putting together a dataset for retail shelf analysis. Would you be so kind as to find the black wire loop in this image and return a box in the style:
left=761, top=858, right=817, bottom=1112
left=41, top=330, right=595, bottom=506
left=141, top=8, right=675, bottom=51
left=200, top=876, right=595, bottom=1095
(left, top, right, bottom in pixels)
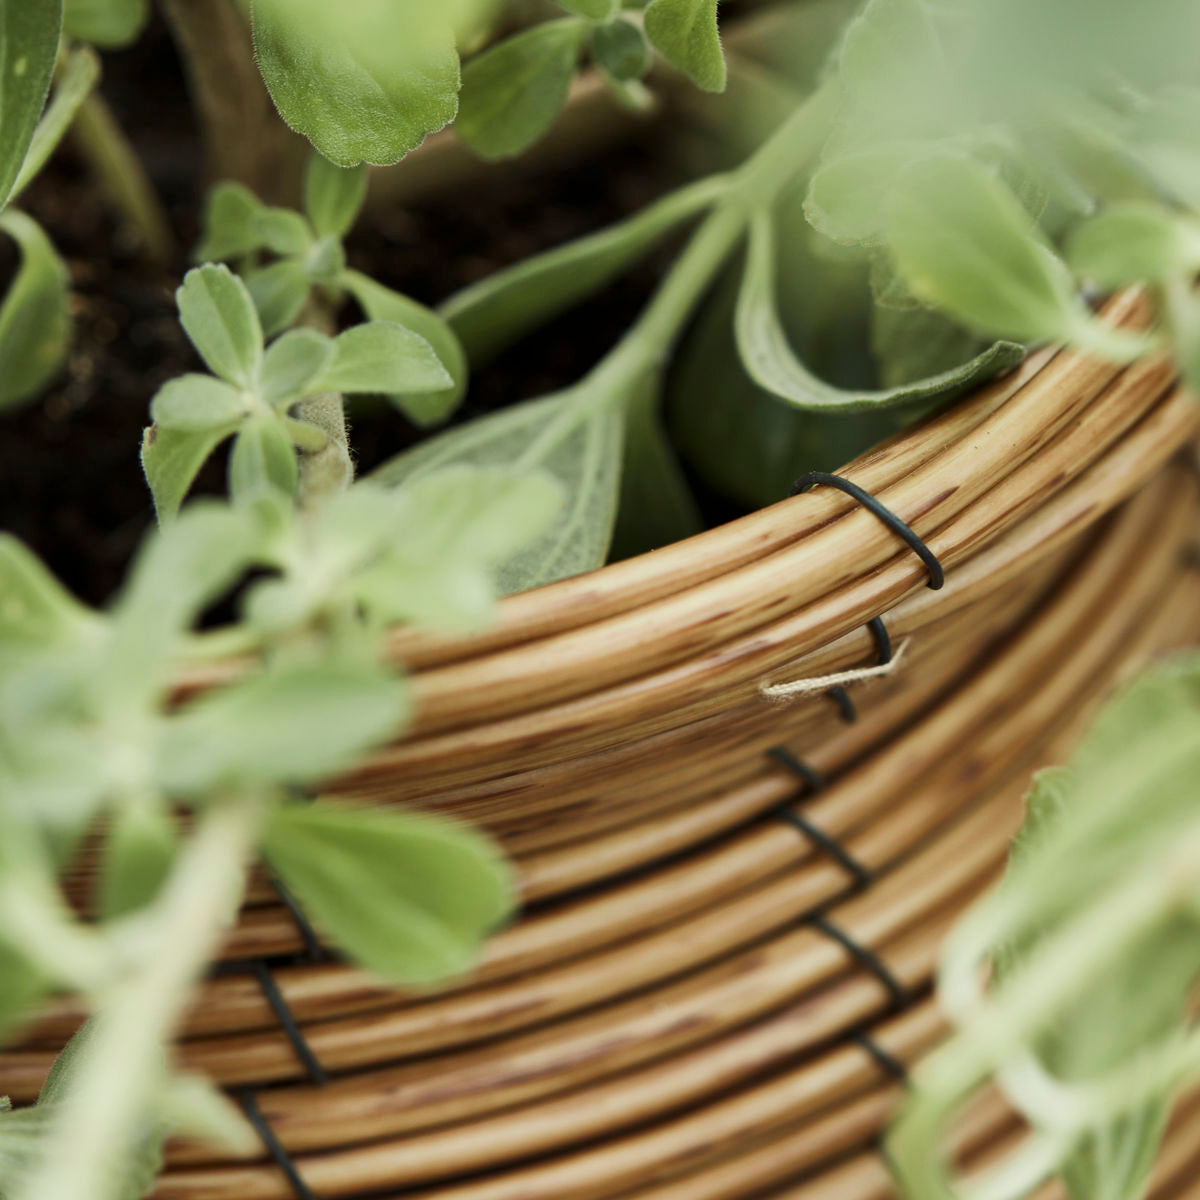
left=852, top=1029, right=910, bottom=1086
left=251, top=959, right=329, bottom=1086
left=789, top=471, right=945, bottom=590
left=241, top=1089, right=319, bottom=1200
left=810, top=913, right=910, bottom=1012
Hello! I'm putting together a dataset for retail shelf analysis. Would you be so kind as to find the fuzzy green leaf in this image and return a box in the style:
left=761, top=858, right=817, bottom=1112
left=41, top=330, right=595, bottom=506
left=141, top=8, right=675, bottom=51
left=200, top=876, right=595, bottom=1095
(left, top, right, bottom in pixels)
left=591, top=17, right=652, bottom=82
left=0, top=0, right=61, bottom=209
left=456, top=19, right=587, bottom=160
left=176, top=264, right=264, bottom=387
left=1066, top=203, right=1200, bottom=288
left=342, top=270, right=467, bottom=424
left=736, top=209, right=1024, bottom=412
left=557, top=0, right=616, bottom=17
left=157, top=661, right=410, bottom=793
left=440, top=175, right=726, bottom=366
left=63, top=0, right=147, bottom=47
left=0, top=535, right=95, bottom=650
left=304, top=154, right=368, bottom=239
left=0, top=210, right=70, bottom=409
left=0, top=944, right=48, bottom=1042
left=315, top=321, right=453, bottom=400
left=244, top=260, right=310, bottom=338
left=228, top=417, right=298, bottom=502
left=96, top=805, right=177, bottom=920
left=251, top=0, right=460, bottom=167
left=149, top=374, right=250, bottom=433
left=264, top=800, right=515, bottom=984
left=261, top=328, right=335, bottom=405
left=255, top=206, right=312, bottom=257
left=140, top=423, right=240, bottom=522
left=643, top=0, right=725, bottom=92
left=194, top=182, right=266, bottom=263
left=372, top=389, right=622, bottom=594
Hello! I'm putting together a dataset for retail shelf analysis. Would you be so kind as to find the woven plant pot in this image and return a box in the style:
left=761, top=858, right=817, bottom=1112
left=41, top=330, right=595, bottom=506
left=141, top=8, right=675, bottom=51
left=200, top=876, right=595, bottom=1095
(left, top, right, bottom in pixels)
left=6, top=288, right=1200, bottom=1199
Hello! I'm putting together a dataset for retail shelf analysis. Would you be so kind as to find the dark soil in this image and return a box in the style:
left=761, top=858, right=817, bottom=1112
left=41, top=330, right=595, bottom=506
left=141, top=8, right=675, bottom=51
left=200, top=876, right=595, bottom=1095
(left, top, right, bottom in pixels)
left=0, top=15, right=682, bottom=607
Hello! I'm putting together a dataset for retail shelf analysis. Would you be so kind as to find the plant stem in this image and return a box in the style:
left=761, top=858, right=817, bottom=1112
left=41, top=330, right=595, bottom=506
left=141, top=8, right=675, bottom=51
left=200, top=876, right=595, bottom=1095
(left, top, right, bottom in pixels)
left=71, top=93, right=175, bottom=265
left=15, top=798, right=263, bottom=1200
left=294, top=300, right=353, bottom=507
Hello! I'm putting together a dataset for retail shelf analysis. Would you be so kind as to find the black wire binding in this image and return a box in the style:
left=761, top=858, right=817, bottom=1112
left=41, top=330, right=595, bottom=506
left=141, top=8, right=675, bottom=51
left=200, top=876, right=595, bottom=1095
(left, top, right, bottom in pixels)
left=270, top=875, right=325, bottom=963
left=789, top=472, right=945, bottom=590
left=810, top=913, right=910, bottom=1012
left=251, top=959, right=329, bottom=1086
left=852, top=1029, right=910, bottom=1085
left=241, top=1089, right=319, bottom=1200
left=768, top=749, right=873, bottom=889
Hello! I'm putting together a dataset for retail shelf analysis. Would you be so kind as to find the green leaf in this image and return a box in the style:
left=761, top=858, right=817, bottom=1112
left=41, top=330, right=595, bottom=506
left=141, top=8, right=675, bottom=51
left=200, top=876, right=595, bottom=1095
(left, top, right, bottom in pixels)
left=643, top=0, right=725, bottom=93
left=610, top=369, right=701, bottom=560
left=372, top=389, right=623, bottom=594
left=12, top=47, right=101, bottom=201
left=440, top=175, right=726, bottom=366
left=0, top=0, right=61, bottom=209
left=736, top=208, right=1025, bottom=412
left=0, top=210, right=70, bottom=409
left=0, top=943, right=49, bottom=1042
left=140, top=423, right=241, bottom=522
left=176, top=264, right=264, bottom=388
left=244, top=260, right=310, bottom=338
left=63, top=0, right=147, bottom=47
left=228, top=417, right=298, bottom=502
left=261, top=327, right=335, bottom=406
left=149, top=374, right=250, bottom=433
left=1066, top=203, right=1200, bottom=288
left=315, top=321, right=453, bottom=401
left=456, top=19, right=587, bottom=160
left=251, top=0, right=460, bottom=167
left=264, top=800, right=515, bottom=984
left=96, top=804, right=177, bottom=920
left=342, top=270, right=467, bottom=424
left=557, top=0, right=616, bottom=17
left=591, top=17, right=652, bottom=82
left=304, top=154, right=368, bottom=239
left=255, top=206, right=312, bottom=257
left=0, top=535, right=95, bottom=650
left=194, top=182, right=266, bottom=262
left=885, top=155, right=1087, bottom=344
left=157, top=661, right=410, bottom=793
left=159, top=1075, right=257, bottom=1158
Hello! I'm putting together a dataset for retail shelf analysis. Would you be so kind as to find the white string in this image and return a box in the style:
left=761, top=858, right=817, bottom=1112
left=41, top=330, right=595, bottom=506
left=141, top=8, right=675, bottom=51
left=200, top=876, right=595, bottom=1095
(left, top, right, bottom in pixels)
left=760, top=639, right=910, bottom=702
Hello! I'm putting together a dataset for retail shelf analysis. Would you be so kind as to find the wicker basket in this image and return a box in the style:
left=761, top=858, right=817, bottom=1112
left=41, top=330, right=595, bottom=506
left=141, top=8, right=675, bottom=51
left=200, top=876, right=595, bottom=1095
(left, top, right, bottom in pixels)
left=6, top=288, right=1199, bottom=1199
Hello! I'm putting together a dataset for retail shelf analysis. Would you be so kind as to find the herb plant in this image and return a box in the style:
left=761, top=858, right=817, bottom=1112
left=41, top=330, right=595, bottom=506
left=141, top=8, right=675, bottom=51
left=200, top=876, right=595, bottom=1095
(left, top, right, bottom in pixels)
left=1, top=0, right=1199, bottom=1198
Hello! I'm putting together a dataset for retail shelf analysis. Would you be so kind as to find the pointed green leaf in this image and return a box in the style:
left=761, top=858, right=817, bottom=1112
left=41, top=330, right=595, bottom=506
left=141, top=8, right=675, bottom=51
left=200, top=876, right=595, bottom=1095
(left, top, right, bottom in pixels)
left=264, top=800, right=515, bottom=984
left=0, top=535, right=96, bottom=649
left=342, top=270, right=467, bottom=424
left=1067, top=203, right=1200, bottom=288
left=591, top=17, right=652, bottom=81
left=456, top=19, right=587, bottom=160
left=736, top=209, right=1024, bottom=412
left=314, top=321, right=452, bottom=400
left=440, top=175, right=726, bottom=366
left=261, top=328, right=335, bottom=405
left=0, top=0, right=61, bottom=209
left=0, top=210, right=70, bottom=409
left=64, top=0, right=148, bottom=47
left=228, top=417, right=298, bottom=502
left=251, top=0, right=460, bottom=167
left=255, top=205, right=312, bottom=257
left=244, top=260, right=310, bottom=338
left=372, top=389, right=623, bottom=594
left=194, top=182, right=267, bottom=262
left=140, top=422, right=241, bottom=521
left=304, top=154, right=368, bottom=239
left=643, top=0, right=725, bottom=93
left=12, top=47, right=101, bottom=201
left=176, top=264, right=264, bottom=387
left=149, top=374, right=250, bottom=433
left=96, top=804, right=177, bottom=920
left=157, top=661, right=410, bottom=793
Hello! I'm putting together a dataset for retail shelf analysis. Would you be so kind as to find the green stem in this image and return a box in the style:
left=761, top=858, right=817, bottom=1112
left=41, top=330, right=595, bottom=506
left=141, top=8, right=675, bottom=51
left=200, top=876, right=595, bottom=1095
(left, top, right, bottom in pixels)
left=71, top=92, right=175, bottom=264
left=16, top=798, right=263, bottom=1200
left=294, top=301, right=353, bottom=507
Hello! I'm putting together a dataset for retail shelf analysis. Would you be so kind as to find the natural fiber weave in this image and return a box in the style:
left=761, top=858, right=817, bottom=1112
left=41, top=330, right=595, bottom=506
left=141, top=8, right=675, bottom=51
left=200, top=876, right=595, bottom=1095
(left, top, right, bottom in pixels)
left=8, top=301, right=1199, bottom=1199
